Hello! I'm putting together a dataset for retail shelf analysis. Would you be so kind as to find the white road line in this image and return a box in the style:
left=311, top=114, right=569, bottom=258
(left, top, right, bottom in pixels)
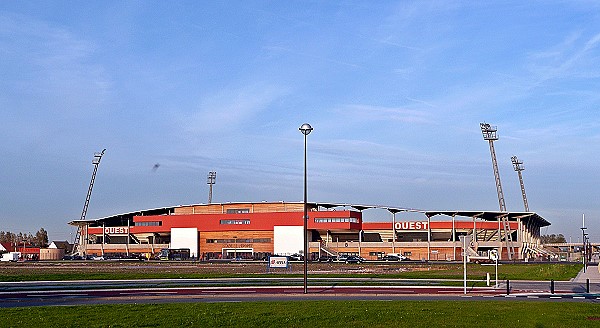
left=550, top=296, right=561, bottom=299
left=201, top=290, right=256, bottom=293
left=527, top=296, right=539, bottom=299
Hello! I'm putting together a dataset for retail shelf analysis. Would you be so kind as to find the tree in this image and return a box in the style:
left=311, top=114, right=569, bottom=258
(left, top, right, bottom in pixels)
left=541, top=234, right=566, bottom=244
left=0, top=229, right=49, bottom=247
left=34, top=228, right=49, bottom=247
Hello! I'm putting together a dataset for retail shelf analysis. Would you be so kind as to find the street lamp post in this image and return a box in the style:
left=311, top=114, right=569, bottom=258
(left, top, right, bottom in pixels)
left=582, top=214, right=587, bottom=273
left=233, top=236, right=237, bottom=260
left=299, top=123, right=313, bottom=294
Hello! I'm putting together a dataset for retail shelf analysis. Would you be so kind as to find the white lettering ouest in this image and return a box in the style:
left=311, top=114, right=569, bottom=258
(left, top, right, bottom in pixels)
left=394, top=221, right=428, bottom=230
left=104, top=227, right=129, bottom=234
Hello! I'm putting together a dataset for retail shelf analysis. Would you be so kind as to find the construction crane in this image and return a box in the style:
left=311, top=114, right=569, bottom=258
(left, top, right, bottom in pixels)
left=511, top=155, right=529, bottom=212
left=207, top=171, right=217, bottom=204
left=480, top=123, right=514, bottom=260
left=72, top=149, right=106, bottom=256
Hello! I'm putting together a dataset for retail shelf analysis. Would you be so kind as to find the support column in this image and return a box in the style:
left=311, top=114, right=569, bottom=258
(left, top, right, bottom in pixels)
left=427, top=215, right=431, bottom=261
left=452, top=215, right=456, bottom=261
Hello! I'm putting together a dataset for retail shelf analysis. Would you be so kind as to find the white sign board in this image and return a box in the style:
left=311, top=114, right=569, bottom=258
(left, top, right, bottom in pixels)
left=268, top=256, right=289, bottom=269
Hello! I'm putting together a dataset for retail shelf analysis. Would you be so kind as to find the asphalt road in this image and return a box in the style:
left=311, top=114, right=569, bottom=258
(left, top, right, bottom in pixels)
left=2, top=280, right=599, bottom=308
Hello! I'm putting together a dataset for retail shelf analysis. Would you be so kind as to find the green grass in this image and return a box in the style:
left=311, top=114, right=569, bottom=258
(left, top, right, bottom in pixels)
left=1, top=300, right=600, bottom=328
left=0, top=263, right=582, bottom=282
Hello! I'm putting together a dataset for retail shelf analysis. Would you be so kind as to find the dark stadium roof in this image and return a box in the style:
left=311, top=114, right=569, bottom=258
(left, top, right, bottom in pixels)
left=69, top=201, right=551, bottom=227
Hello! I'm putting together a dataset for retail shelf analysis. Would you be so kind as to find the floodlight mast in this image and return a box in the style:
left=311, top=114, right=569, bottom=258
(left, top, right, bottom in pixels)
left=480, top=123, right=515, bottom=260
left=72, top=149, right=106, bottom=256
left=480, top=123, right=507, bottom=212
left=511, top=156, right=529, bottom=212
left=207, top=171, right=217, bottom=204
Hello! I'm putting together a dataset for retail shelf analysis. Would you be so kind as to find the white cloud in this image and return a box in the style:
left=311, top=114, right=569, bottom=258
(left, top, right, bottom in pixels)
left=181, top=84, right=289, bottom=134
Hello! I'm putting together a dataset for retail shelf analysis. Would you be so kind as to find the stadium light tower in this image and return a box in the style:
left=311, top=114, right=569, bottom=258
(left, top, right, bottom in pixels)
left=207, top=171, right=217, bottom=204
left=511, top=156, right=529, bottom=212
left=480, top=123, right=506, bottom=212
left=299, top=123, right=313, bottom=294
left=72, top=149, right=106, bottom=256
left=481, top=123, right=515, bottom=260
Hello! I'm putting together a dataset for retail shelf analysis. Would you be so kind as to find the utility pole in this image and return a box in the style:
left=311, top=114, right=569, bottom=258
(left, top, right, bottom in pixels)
left=207, top=171, right=217, bottom=204
left=511, top=156, right=529, bottom=212
left=72, top=149, right=106, bottom=256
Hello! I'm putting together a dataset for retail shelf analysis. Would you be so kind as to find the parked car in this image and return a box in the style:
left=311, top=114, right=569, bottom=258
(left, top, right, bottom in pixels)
left=382, top=254, right=402, bottom=261
left=384, top=253, right=409, bottom=261
left=336, top=254, right=349, bottom=262
left=289, top=254, right=304, bottom=261
left=318, top=256, right=337, bottom=262
left=345, top=255, right=364, bottom=264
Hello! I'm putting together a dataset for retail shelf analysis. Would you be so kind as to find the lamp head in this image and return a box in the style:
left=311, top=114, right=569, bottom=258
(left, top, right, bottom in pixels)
left=299, top=123, right=313, bottom=136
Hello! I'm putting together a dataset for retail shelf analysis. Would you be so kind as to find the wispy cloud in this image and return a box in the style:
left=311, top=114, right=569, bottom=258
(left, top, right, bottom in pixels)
left=0, top=13, right=110, bottom=115
left=335, top=104, right=434, bottom=124
left=263, top=45, right=362, bottom=69
left=527, top=31, right=600, bottom=85
left=181, top=84, right=289, bottom=134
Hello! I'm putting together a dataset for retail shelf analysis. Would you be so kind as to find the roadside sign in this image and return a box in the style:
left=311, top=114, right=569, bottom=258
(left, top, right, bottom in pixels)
left=490, top=249, right=498, bottom=261
left=268, top=256, right=289, bottom=269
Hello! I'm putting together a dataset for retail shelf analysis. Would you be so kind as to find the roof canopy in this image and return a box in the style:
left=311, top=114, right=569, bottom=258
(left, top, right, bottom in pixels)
left=69, top=201, right=551, bottom=227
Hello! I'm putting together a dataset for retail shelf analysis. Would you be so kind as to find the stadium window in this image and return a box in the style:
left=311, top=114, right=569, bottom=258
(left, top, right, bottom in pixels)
left=314, top=218, right=358, bottom=223
left=220, top=219, right=250, bottom=225
left=135, top=221, right=162, bottom=226
left=226, top=208, right=250, bottom=214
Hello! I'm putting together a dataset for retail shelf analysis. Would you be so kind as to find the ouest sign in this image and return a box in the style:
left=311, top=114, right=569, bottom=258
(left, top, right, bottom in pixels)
left=104, top=227, right=130, bottom=234
left=394, top=221, right=429, bottom=230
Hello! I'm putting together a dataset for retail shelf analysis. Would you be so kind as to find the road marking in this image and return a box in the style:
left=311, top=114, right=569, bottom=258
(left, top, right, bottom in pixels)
left=201, top=290, right=256, bottom=293
left=505, top=295, right=516, bottom=298
left=527, top=296, right=539, bottom=299
left=573, top=296, right=585, bottom=299
left=550, top=296, right=561, bottom=299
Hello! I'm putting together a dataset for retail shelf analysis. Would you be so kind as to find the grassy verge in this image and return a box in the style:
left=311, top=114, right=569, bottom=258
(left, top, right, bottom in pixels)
left=2, top=300, right=600, bottom=328
left=0, top=262, right=582, bottom=282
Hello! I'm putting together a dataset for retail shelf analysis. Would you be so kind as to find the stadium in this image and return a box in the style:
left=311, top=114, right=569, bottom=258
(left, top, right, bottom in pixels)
left=69, top=201, right=550, bottom=261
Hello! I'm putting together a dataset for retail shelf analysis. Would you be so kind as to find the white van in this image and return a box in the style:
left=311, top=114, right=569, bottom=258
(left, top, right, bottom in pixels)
left=1, top=252, right=21, bottom=262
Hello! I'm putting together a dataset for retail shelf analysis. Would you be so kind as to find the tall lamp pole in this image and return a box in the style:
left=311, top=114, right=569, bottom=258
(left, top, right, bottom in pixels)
left=299, top=123, right=313, bottom=294
left=582, top=214, right=587, bottom=273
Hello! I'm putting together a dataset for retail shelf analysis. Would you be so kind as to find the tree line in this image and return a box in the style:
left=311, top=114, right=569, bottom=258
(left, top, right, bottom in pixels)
left=0, top=228, right=49, bottom=248
left=540, top=233, right=566, bottom=244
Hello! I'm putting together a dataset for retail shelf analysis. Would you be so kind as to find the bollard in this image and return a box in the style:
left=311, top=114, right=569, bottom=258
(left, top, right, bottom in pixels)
left=551, top=279, right=554, bottom=294
left=587, top=278, right=590, bottom=293
left=506, top=279, right=510, bottom=295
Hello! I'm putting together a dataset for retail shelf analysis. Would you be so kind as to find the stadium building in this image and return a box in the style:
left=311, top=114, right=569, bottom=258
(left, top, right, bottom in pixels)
left=69, top=201, right=551, bottom=261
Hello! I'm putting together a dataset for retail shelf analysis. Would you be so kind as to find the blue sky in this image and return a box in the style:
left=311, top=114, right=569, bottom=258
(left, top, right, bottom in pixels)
left=1, top=1, right=599, bottom=243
